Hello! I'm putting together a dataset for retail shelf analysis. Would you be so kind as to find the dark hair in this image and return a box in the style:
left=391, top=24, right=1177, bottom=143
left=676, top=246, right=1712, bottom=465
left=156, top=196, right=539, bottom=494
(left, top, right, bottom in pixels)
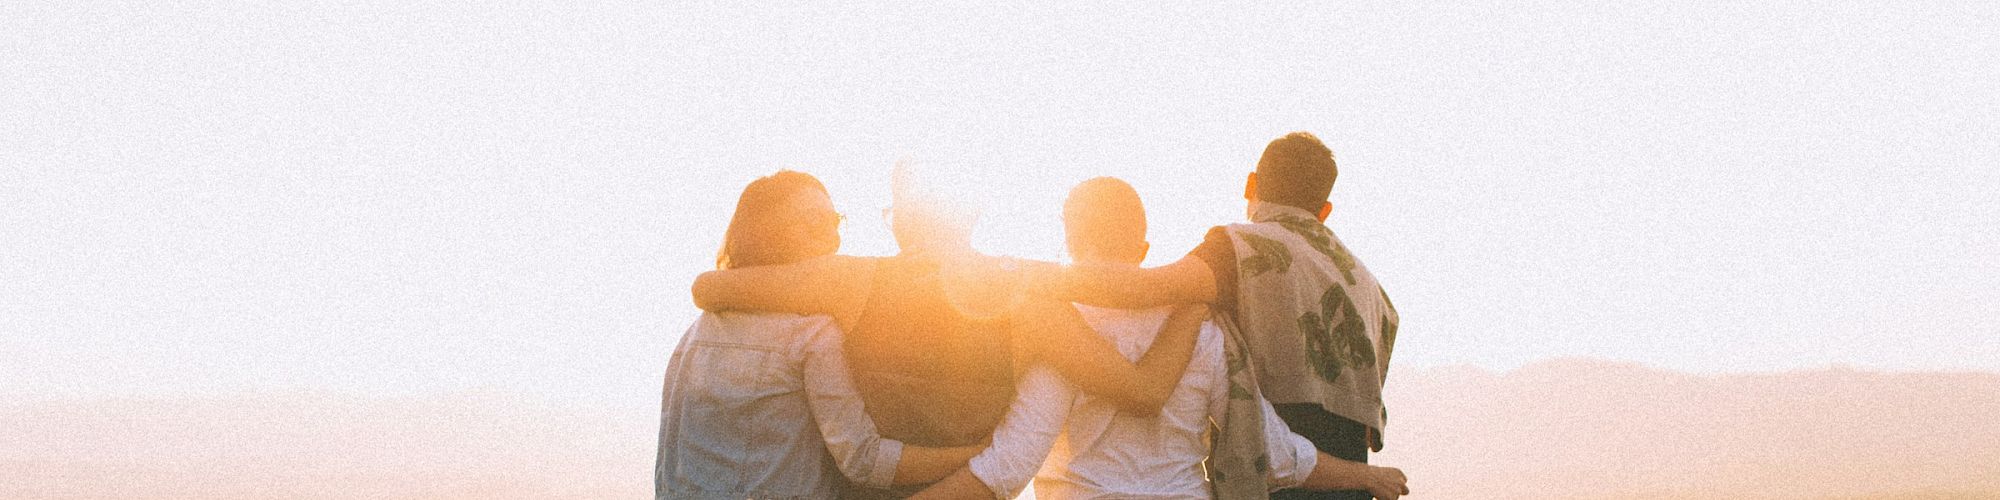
left=1255, top=131, right=1338, bottom=210
left=716, top=170, right=834, bottom=270
left=1063, top=177, right=1147, bottom=262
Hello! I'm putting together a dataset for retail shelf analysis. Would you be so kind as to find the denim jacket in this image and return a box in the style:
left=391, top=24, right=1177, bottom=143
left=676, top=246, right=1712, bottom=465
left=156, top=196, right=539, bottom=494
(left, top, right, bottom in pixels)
left=656, top=312, right=905, bottom=500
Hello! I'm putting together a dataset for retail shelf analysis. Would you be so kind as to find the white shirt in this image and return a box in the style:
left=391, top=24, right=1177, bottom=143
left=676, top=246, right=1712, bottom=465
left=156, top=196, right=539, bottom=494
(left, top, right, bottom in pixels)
left=967, top=305, right=1320, bottom=499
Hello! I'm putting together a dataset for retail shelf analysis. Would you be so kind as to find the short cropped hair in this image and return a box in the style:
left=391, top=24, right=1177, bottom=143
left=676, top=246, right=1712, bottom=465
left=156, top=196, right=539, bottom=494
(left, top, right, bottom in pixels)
left=1063, top=177, right=1147, bottom=262
left=1255, top=131, right=1338, bottom=210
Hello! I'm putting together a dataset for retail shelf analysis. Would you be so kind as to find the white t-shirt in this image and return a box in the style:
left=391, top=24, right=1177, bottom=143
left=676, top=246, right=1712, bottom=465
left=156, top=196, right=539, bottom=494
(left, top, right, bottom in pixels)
left=967, top=305, right=1320, bottom=499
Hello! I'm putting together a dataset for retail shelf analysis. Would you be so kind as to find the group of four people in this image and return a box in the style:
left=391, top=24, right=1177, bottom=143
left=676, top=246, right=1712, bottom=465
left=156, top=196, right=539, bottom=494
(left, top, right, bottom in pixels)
left=658, top=132, right=1409, bottom=499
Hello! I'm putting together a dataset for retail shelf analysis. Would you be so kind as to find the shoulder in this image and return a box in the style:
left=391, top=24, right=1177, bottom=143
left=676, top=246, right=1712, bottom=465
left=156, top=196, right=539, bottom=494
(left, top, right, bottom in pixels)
left=1223, top=220, right=1294, bottom=239
left=1202, top=225, right=1236, bottom=246
left=1197, top=223, right=1299, bottom=258
left=1188, top=226, right=1238, bottom=264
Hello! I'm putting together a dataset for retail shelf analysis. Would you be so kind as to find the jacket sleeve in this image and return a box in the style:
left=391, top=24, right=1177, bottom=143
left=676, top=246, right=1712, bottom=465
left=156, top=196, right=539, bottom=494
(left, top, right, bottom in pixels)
left=802, top=321, right=905, bottom=488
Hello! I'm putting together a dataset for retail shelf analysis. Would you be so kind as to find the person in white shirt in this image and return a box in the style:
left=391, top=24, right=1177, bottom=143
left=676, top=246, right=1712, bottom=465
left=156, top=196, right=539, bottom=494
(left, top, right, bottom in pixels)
left=911, top=178, right=1408, bottom=500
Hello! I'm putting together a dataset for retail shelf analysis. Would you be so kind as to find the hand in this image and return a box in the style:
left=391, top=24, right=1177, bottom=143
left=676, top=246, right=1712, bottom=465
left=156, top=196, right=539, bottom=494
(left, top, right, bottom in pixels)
left=1364, top=465, right=1408, bottom=500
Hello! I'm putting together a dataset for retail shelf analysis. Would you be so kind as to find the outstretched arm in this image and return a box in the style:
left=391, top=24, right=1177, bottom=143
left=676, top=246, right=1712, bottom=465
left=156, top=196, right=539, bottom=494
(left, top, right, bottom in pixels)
left=1053, top=255, right=1217, bottom=309
left=1302, top=454, right=1408, bottom=500
left=690, top=254, right=873, bottom=330
left=1012, top=299, right=1205, bottom=416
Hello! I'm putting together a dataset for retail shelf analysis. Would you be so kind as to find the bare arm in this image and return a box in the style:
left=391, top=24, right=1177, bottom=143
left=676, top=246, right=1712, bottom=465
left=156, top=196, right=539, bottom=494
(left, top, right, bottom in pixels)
left=892, top=446, right=986, bottom=486
left=690, top=254, right=873, bottom=330
left=1301, top=454, right=1408, bottom=500
left=1012, top=299, right=1205, bottom=416
left=1054, top=255, right=1217, bottom=309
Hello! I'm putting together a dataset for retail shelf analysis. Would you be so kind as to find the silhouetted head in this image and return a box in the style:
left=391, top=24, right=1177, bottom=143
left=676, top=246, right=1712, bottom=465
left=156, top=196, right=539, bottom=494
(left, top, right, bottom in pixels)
left=1246, top=131, right=1337, bottom=220
left=716, top=170, right=842, bottom=269
left=1063, top=177, right=1149, bottom=265
left=887, top=161, right=978, bottom=255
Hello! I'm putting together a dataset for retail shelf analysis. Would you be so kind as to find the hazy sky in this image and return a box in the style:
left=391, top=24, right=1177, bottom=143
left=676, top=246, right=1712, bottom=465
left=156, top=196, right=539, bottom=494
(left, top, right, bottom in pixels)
left=5, top=1, right=1995, bottom=406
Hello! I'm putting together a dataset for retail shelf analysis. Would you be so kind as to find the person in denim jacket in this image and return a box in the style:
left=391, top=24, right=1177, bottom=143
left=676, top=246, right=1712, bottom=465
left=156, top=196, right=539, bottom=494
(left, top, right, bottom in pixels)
left=657, top=171, right=982, bottom=500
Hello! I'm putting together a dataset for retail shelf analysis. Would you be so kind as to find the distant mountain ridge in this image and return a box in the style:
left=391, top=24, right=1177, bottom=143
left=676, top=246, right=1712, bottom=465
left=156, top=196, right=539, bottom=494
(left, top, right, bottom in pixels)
left=4, top=360, right=1996, bottom=499
left=1373, top=359, right=2000, bottom=499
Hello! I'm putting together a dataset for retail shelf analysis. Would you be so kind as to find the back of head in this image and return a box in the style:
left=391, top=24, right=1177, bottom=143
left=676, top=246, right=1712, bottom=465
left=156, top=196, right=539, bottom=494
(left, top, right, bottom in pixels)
left=848, top=165, right=1016, bottom=449
left=1063, top=177, right=1148, bottom=264
left=1255, top=131, right=1338, bottom=210
left=716, top=170, right=838, bottom=269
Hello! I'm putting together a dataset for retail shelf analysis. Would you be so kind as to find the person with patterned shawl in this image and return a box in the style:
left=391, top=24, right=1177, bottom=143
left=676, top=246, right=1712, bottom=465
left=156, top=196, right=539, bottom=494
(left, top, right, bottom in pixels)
left=1049, top=132, right=1406, bottom=500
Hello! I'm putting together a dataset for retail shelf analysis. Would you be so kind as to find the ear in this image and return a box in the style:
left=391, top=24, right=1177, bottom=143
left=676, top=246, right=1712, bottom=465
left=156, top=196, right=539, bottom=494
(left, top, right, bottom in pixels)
left=1316, top=202, right=1332, bottom=222
left=1243, top=172, right=1258, bottom=202
left=1136, top=241, right=1151, bottom=263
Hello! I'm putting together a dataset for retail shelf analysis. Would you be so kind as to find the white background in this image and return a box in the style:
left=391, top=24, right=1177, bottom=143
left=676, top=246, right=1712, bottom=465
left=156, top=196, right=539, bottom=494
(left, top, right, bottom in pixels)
left=5, top=0, right=1996, bottom=408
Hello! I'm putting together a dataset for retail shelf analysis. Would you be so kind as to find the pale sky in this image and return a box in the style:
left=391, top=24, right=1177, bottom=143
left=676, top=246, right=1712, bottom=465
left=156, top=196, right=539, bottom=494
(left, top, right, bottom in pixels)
left=4, top=1, right=1995, bottom=406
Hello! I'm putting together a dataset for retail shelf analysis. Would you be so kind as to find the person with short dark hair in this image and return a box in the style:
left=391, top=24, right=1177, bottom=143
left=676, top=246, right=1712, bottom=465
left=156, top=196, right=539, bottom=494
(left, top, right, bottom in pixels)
left=1051, top=132, right=1403, bottom=500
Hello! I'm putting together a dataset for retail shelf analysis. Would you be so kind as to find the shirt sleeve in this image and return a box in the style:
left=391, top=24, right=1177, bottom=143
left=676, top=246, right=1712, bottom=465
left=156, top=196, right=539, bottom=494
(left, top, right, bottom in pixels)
left=1201, top=323, right=1233, bottom=438
left=1259, top=395, right=1321, bottom=490
left=1200, top=323, right=1315, bottom=490
left=1187, top=226, right=1239, bottom=315
left=967, top=366, right=1072, bottom=499
left=802, top=322, right=906, bottom=488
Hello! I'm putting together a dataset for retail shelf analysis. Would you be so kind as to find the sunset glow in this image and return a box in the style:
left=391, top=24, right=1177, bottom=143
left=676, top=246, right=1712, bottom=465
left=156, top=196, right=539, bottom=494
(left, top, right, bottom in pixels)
left=5, top=0, right=1996, bottom=498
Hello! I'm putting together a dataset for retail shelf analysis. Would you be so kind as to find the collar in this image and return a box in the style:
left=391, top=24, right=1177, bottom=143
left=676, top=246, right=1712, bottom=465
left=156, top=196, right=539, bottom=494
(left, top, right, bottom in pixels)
left=1248, top=200, right=1321, bottom=224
